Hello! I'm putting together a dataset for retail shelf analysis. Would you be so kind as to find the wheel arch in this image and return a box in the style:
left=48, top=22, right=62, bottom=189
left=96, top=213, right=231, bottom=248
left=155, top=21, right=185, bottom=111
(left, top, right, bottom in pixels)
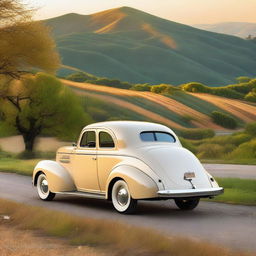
left=106, top=165, right=159, bottom=200
left=33, top=160, right=76, bottom=193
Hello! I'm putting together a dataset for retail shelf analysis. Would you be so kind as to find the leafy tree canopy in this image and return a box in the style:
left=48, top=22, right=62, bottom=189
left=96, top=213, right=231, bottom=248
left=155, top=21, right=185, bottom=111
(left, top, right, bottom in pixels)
left=0, top=73, right=91, bottom=152
left=0, top=0, right=60, bottom=79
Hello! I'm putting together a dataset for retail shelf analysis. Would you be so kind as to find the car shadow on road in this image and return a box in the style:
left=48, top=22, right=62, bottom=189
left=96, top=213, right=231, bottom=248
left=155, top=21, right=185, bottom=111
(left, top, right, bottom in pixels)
left=50, top=195, right=216, bottom=219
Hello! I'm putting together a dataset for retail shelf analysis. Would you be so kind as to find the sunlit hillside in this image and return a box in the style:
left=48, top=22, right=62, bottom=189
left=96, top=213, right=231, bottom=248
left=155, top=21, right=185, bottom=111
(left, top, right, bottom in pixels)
left=62, top=79, right=256, bottom=131
left=45, top=7, right=256, bottom=85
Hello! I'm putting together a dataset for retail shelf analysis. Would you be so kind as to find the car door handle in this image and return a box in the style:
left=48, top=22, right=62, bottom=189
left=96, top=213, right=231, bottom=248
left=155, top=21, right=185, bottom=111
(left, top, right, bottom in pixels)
left=92, top=157, right=97, bottom=160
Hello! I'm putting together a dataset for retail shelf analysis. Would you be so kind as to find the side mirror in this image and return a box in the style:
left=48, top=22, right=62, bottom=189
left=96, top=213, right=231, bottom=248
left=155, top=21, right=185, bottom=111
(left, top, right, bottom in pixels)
left=72, top=142, right=77, bottom=147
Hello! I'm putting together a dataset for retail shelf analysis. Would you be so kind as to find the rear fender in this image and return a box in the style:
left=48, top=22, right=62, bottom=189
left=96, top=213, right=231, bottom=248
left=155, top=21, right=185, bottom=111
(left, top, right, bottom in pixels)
left=106, top=165, right=159, bottom=200
left=33, top=160, right=76, bottom=192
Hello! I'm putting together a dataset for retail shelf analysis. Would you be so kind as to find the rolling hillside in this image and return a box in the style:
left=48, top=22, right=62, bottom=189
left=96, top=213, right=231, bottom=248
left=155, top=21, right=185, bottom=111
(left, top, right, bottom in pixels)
left=45, top=7, right=256, bottom=86
left=194, top=22, right=256, bottom=38
left=62, top=79, right=256, bottom=130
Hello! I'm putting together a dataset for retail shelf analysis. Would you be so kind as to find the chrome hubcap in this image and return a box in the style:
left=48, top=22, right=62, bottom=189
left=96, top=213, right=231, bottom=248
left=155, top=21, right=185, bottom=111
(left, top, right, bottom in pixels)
left=40, top=178, right=48, bottom=194
left=117, top=187, right=129, bottom=206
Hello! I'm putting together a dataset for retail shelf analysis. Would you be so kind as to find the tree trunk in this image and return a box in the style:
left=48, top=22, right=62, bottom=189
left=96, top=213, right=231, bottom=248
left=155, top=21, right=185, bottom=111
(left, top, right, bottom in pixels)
left=22, top=133, right=36, bottom=152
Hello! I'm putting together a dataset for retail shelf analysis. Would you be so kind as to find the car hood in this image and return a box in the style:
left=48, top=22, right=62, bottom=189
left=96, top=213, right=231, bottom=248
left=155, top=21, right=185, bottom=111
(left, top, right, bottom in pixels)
left=137, top=145, right=212, bottom=190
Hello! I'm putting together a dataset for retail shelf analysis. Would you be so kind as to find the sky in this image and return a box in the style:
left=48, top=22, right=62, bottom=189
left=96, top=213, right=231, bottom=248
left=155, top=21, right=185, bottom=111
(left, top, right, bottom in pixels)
left=25, top=0, right=256, bottom=25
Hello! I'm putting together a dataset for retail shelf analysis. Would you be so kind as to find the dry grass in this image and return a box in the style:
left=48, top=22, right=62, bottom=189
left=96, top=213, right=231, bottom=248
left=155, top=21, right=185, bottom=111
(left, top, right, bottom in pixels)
left=62, top=79, right=221, bottom=129
left=191, top=93, right=256, bottom=123
left=0, top=198, right=253, bottom=256
left=0, top=225, right=104, bottom=256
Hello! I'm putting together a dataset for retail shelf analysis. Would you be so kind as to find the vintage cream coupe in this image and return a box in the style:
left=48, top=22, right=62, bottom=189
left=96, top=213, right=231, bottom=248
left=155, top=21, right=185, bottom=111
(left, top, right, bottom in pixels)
left=33, top=121, right=223, bottom=214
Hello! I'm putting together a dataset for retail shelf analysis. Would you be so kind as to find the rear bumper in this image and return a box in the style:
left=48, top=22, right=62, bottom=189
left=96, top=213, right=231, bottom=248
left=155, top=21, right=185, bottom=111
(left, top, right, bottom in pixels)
left=157, top=187, right=224, bottom=198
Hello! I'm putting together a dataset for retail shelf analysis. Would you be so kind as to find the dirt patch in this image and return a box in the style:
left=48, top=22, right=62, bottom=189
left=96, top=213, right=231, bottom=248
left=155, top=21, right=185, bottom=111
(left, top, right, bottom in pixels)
left=0, top=225, right=104, bottom=256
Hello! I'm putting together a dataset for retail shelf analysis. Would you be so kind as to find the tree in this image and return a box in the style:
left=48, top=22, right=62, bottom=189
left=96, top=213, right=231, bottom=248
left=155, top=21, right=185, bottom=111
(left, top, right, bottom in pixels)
left=0, top=0, right=60, bottom=79
left=0, top=73, right=91, bottom=152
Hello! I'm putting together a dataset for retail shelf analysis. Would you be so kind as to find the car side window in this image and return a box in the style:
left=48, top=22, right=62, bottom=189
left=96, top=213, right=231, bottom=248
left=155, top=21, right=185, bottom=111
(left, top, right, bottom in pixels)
left=80, top=131, right=96, bottom=148
left=140, top=131, right=176, bottom=143
left=99, top=131, right=115, bottom=148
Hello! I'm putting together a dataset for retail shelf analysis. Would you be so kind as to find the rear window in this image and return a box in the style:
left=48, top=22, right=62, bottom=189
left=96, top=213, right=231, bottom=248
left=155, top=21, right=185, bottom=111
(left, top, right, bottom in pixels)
left=140, top=131, right=176, bottom=143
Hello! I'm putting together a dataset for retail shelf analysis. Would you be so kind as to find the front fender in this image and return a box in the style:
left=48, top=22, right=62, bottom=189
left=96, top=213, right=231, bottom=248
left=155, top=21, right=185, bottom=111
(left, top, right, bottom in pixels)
left=33, top=160, right=76, bottom=192
left=106, top=165, right=159, bottom=200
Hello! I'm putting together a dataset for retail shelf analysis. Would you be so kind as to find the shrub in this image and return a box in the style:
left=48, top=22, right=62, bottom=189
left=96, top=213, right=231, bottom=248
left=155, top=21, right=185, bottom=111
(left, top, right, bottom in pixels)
left=229, top=133, right=252, bottom=146
left=244, top=91, right=256, bottom=102
left=245, top=122, right=256, bottom=136
left=151, top=84, right=179, bottom=95
left=182, top=82, right=209, bottom=93
left=66, top=72, right=97, bottom=82
left=227, top=139, right=256, bottom=159
left=130, top=83, right=151, bottom=91
left=236, top=76, right=252, bottom=84
left=197, top=143, right=225, bottom=159
left=178, top=128, right=215, bottom=140
left=179, top=137, right=197, bottom=154
left=210, top=87, right=243, bottom=99
left=211, top=111, right=238, bottom=129
left=88, top=78, right=132, bottom=89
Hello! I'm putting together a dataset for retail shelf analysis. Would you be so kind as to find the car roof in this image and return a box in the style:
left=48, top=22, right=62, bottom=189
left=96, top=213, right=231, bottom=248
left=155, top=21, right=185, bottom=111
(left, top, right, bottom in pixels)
left=85, top=121, right=170, bottom=132
left=84, top=121, right=178, bottom=148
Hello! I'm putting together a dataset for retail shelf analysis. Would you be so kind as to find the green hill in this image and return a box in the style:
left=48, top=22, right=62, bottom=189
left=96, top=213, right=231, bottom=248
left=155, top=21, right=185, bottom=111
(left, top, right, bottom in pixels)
left=45, top=7, right=256, bottom=86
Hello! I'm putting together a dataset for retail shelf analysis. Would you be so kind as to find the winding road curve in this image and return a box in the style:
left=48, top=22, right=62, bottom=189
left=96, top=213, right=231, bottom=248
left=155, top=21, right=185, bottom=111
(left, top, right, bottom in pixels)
left=0, top=172, right=255, bottom=252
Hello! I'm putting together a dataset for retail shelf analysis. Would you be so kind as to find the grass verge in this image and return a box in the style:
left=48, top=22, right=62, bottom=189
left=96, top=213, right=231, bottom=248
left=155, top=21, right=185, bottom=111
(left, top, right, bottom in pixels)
left=0, top=158, right=39, bottom=176
left=0, top=198, right=252, bottom=256
left=211, top=178, right=256, bottom=205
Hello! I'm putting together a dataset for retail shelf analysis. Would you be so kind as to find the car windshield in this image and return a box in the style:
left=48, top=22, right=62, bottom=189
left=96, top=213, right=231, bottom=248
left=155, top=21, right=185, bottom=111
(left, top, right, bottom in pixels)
left=140, top=131, right=176, bottom=143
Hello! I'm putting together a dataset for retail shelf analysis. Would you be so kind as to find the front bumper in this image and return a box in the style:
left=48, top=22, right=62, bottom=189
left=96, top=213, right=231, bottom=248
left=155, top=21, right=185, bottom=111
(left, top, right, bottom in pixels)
left=157, top=187, right=224, bottom=198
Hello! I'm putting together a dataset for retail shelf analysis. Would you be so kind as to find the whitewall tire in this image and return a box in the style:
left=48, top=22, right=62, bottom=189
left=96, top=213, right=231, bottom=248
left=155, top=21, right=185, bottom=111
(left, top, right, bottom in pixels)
left=111, top=180, right=137, bottom=214
left=37, top=173, right=55, bottom=201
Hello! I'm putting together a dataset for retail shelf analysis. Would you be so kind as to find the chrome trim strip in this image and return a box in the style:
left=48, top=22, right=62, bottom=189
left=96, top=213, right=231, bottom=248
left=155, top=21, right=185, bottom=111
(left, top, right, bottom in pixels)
left=157, top=187, right=224, bottom=198
left=55, top=191, right=106, bottom=199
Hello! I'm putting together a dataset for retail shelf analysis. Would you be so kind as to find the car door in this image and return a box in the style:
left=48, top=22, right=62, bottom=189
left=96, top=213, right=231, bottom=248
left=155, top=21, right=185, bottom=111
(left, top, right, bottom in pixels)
left=73, top=129, right=100, bottom=192
left=97, top=129, right=122, bottom=192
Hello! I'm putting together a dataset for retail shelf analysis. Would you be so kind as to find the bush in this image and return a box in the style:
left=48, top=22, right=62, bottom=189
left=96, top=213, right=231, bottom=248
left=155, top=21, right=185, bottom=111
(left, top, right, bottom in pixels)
left=66, top=72, right=97, bottom=82
left=210, top=87, right=243, bottom=99
left=181, top=82, right=209, bottom=93
left=227, top=139, right=256, bottom=159
left=151, top=84, right=179, bottom=94
left=236, top=76, right=252, bottom=84
left=179, top=137, right=197, bottom=154
left=229, top=133, right=252, bottom=146
left=88, top=78, right=132, bottom=89
left=245, top=122, right=256, bottom=136
left=178, top=128, right=215, bottom=140
left=197, top=143, right=225, bottom=159
left=244, top=91, right=256, bottom=102
left=130, top=83, right=151, bottom=91
left=211, top=111, right=238, bottom=129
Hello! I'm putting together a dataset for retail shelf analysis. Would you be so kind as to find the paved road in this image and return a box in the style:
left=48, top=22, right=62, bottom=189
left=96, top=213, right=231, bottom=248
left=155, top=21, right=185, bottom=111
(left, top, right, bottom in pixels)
left=0, top=173, right=255, bottom=252
left=203, top=164, right=256, bottom=179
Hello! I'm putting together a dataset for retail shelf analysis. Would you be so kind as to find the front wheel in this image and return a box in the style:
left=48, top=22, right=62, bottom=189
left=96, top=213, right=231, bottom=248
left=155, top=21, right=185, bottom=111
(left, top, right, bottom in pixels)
left=174, top=198, right=200, bottom=210
left=111, top=180, right=137, bottom=214
left=37, top=173, right=55, bottom=201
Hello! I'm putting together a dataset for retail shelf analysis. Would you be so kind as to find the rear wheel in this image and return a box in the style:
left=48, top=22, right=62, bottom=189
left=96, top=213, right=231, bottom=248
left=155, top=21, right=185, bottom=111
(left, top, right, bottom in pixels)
left=37, top=173, right=55, bottom=201
left=174, top=198, right=200, bottom=210
left=111, top=180, right=137, bottom=214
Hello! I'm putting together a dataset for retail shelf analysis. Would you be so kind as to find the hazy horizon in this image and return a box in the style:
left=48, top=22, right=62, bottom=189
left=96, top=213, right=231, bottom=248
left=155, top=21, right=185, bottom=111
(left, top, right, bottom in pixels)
left=26, top=0, right=256, bottom=25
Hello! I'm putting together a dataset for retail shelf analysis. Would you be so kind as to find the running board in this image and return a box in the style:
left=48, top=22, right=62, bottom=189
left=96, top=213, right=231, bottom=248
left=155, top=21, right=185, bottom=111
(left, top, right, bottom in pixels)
left=55, top=191, right=106, bottom=200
